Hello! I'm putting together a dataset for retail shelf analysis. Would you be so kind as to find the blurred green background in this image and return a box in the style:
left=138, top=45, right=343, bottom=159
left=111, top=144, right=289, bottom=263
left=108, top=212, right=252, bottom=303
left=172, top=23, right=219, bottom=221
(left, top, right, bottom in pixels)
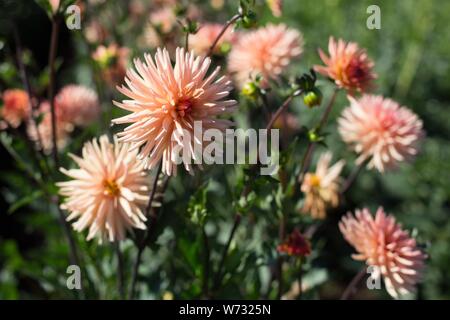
left=0, top=0, right=449, bottom=299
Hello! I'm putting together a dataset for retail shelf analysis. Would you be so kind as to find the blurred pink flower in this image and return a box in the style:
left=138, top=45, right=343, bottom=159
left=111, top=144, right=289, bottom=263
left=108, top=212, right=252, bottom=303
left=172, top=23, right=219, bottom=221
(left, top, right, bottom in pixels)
left=228, top=24, right=303, bottom=88
left=150, top=6, right=177, bottom=33
left=339, top=207, right=427, bottom=299
left=301, top=152, right=345, bottom=219
left=338, top=95, right=424, bottom=172
left=57, top=135, right=150, bottom=243
left=27, top=101, right=70, bottom=154
left=1, top=89, right=31, bottom=128
left=56, top=85, right=100, bottom=127
left=84, top=20, right=108, bottom=44
left=314, top=37, right=376, bottom=94
left=92, top=44, right=130, bottom=85
left=189, top=23, right=236, bottom=56
left=267, top=0, right=283, bottom=17
left=112, top=47, right=236, bottom=175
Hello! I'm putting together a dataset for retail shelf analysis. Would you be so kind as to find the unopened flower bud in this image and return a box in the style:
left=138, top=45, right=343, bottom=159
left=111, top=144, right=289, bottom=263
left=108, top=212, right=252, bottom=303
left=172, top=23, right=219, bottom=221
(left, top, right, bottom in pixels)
left=241, top=81, right=258, bottom=99
left=303, top=88, right=322, bottom=108
left=308, top=128, right=321, bottom=142
left=241, top=11, right=257, bottom=29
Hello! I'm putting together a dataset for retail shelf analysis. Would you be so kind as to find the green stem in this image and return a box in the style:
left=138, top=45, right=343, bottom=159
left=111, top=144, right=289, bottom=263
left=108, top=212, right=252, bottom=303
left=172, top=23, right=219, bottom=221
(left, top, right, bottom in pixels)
left=129, top=162, right=165, bottom=299
left=298, top=88, right=339, bottom=184
left=202, top=225, right=211, bottom=298
left=115, top=242, right=125, bottom=299
left=48, top=17, right=60, bottom=168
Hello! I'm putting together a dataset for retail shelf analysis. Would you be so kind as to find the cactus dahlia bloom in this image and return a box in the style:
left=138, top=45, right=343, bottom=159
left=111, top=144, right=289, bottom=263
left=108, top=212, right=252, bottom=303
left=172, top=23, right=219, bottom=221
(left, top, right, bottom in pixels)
left=57, top=135, right=150, bottom=243
left=1, top=89, right=31, bottom=128
left=55, top=85, right=100, bottom=126
left=112, top=47, right=236, bottom=176
left=339, top=207, right=427, bottom=299
left=228, top=24, right=303, bottom=88
left=338, top=95, right=424, bottom=172
left=301, top=152, right=345, bottom=219
left=314, top=37, right=376, bottom=94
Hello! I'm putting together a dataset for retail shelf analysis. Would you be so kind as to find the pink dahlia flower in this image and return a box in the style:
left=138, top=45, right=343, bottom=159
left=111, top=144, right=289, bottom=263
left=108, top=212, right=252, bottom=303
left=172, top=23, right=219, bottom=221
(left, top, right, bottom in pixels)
left=228, top=24, right=303, bottom=88
left=1, top=89, right=31, bottom=128
left=339, top=207, right=427, bottom=299
left=150, top=6, right=177, bottom=34
left=57, top=135, right=150, bottom=243
left=338, top=95, right=424, bottom=172
left=189, top=23, right=236, bottom=56
left=314, top=37, right=376, bottom=94
left=55, top=85, right=100, bottom=127
left=112, top=47, right=236, bottom=175
left=27, top=101, right=70, bottom=153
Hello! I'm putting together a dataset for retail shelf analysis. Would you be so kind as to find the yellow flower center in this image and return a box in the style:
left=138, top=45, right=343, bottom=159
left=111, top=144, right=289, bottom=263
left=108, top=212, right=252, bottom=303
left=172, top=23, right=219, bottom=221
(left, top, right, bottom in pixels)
left=103, top=179, right=120, bottom=196
left=309, top=174, right=321, bottom=188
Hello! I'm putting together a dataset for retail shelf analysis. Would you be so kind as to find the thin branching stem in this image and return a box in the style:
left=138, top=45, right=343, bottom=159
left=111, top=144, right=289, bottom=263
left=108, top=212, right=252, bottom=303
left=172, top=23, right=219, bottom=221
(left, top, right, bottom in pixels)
left=48, top=17, right=60, bottom=168
left=298, top=88, right=339, bottom=184
left=12, top=24, right=50, bottom=173
left=115, top=242, right=125, bottom=299
left=340, top=268, right=366, bottom=300
left=206, top=14, right=242, bottom=56
left=341, top=160, right=366, bottom=194
left=129, top=161, right=164, bottom=299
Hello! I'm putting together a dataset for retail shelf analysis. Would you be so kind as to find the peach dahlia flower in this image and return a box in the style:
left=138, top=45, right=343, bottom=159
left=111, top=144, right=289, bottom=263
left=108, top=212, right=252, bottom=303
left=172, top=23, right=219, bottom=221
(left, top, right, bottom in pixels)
left=338, top=95, right=424, bottom=172
left=314, top=37, right=376, bottom=94
left=57, top=135, right=150, bottom=243
left=339, top=207, right=427, bottom=299
left=112, top=47, right=236, bottom=175
left=27, top=101, right=70, bottom=153
left=301, top=152, right=345, bottom=219
left=228, top=24, right=303, bottom=88
left=1, top=89, right=31, bottom=128
left=55, top=85, right=100, bottom=126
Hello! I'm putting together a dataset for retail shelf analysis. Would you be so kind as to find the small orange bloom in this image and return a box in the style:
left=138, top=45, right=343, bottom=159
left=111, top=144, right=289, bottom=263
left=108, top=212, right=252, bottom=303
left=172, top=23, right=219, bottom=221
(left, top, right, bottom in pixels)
left=1, top=89, right=31, bottom=128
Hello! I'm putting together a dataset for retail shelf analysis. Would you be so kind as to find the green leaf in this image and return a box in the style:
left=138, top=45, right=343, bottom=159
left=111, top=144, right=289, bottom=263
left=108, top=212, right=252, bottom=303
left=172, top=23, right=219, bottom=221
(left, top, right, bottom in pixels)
left=8, top=190, right=44, bottom=214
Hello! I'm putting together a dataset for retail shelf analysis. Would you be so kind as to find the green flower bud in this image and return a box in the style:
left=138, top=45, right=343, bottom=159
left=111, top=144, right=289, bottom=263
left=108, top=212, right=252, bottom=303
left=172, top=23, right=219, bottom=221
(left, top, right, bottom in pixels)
left=241, top=11, right=257, bottom=29
left=241, top=81, right=258, bottom=99
left=308, top=128, right=321, bottom=142
left=303, top=88, right=323, bottom=108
